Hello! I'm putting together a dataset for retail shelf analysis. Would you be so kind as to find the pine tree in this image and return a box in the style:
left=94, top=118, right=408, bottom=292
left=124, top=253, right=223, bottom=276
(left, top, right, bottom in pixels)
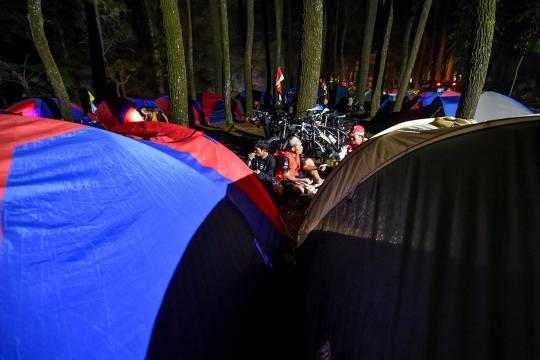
left=27, top=0, right=74, bottom=121
left=160, top=0, right=189, bottom=126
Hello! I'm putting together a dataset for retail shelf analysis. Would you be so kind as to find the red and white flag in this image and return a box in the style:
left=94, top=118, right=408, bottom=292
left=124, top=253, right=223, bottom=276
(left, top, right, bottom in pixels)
left=275, top=67, right=284, bottom=102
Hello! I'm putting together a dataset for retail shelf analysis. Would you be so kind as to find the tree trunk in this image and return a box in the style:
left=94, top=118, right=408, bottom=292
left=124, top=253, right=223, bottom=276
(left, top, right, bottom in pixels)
left=456, top=0, right=496, bottom=119
left=370, top=0, right=393, bottom=117
left=84, top=0, right=108, bottom=102
left=413, top=32, right=427, bottom=90
left=286, top=0, right=295, bottom=87
left=435, top=0, right=450, bottom=81
left=297, top=0, right=324, bottom=114
left=27, top=0, right=74, bottom=121
left=508, top=54, right=524, bottom=97
left=244, top=0, right=254, bottom=117
left=394, top=0, right=433, bottom=113
left=321, top=6, right=327, bottom=76
left=445, top=51, right=455, bottom=80
left=262, top=0, right=272, bottom=102
left=141, top=0, right=165, bottom=98
left=160, top=0, right=189, bottom=126
left=275, top=0, right=283, bottom=101
left=210, top=0, right=223, bottom=95
left=333, top=0, right=340, bottom=79
left=339, top=0, right=349, bottom=83
left=219, top=0, right=233, bottom=126
left=185, top=0, right=196, bottom=100
left=397, top=0, right=418, bottom=88
left=355, top=0, right=378, bottom=104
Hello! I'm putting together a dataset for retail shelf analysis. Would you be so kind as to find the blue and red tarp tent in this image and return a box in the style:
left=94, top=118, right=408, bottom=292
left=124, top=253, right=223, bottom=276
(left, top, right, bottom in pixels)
left=4, top=97, right=96, bottom=121
left=154, top=96, right=206, bottom=126
left=196, top=92, right=243, bottom=124
left=0, top=114, right=286, bottom=359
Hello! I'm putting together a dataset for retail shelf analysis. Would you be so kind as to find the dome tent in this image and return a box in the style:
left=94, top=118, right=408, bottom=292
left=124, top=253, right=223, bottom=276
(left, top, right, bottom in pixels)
left=4, top=97, right=96, bottom=122
left=0, top=114, right=286, bottom=359
left=294, top=116, right=540, bottom=359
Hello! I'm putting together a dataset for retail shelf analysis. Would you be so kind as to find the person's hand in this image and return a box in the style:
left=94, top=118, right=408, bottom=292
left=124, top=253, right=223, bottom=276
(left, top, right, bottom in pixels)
left=254, top=170, right=261, bottom=175
left=318, top=164, right=327, bottom=172
left=304, top=178, right=313, bottom=185
left=248, top=153, right=256, bottom=160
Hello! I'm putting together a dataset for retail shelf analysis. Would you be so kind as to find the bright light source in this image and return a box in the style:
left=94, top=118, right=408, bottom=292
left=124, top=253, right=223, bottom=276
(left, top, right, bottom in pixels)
left=452, top=82, right=457, bottom=86
left=436, top=82, right=441, bottom=86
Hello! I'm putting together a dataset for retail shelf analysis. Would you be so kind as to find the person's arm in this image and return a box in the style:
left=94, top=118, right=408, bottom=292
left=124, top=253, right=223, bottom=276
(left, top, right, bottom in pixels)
left=257, top=156, right=276, bottom=181
left=246, top=153, right=256, bottom=171
left=283, top=172, right=312, bottom=184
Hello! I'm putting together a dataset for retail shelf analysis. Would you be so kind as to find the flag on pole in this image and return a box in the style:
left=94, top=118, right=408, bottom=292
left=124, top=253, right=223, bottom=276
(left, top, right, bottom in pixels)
left=276, top=67, right=284, bottom=103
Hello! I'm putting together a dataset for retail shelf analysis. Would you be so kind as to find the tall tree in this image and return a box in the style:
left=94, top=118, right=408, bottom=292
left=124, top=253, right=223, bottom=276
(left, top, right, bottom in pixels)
left=333, top=0, right=340, bottom=79
left=185, top=0, right=196, bottom=100
left=209, top=0, right=223, bottom=95
left=140, top=0, right=165, bottom=97
left=339, top=0, right=349, bottom=83
left=355, top=0, right=378, bottom=105
left=285, top=0, right=295, bottom=87
left=456, top=0, right=496, bottom=119
left=27, top=0, right=73, bottom=121
left=370, top=0, right=394, bottom=117
left=275, top=0, right=283, bottom=100
left=397, top=0, right=419, bottom=88
left=435, top=0, right=450, bottom=80
left=219, top=0, right=233, bottom=126
left=297, top=0, right=324, bottom=113
left=84, top=0, right=108, bottom=102
left=394, top=0, right=433, bottom=112
left=160, top=0, right=188, bottom=126
left=244, top=0, right=254, bottom=117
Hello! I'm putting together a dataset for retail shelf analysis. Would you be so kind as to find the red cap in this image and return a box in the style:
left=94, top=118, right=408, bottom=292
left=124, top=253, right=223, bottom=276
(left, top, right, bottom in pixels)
left=348, top=125, right=365, bottom=137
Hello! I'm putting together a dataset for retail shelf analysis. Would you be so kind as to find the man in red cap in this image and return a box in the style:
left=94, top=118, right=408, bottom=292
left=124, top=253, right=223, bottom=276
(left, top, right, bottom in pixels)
left=337, top=125, right=366, bottom=161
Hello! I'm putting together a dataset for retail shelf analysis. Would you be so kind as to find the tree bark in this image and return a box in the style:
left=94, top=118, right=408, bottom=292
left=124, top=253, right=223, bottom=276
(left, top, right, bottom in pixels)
left=160, top=0, right=189, bottom=126
left=185, top=0, right=197, bottom=100
left=397, top=0, right=418, bottom=88
left=297, top=0, right=324, bottom=113
left=339, top=0, right=349, bottom=83
left=244, top=0, right=254, bottom=116
left=394, top=0, right=433, bottom=113
left=219, top=0, right=233, bottom=126
left=370, top=0, right=393, bottom=117
left=413, top=32, right=427, bottom=90
left=27, top=0, right=74, bottom=121
left=141, top=0, right=165, bottom=98
left=435, top=0, right=450, bottom=80
left=355, top=0, right=378, bottom=104
left=83, top=0, right=108, bottom=102
left=508, top=53, right=524, bottom=97
left=286, top=0, right=295, bottom=87
left=209, top=0, right=223, bottom=95
left=333, top=0, right=340, bottom=79
left=275, top=0, right=283, bottom=102
left=456, top=0, right=496, bottom=119
left=445, top=51, right=455, bottom=80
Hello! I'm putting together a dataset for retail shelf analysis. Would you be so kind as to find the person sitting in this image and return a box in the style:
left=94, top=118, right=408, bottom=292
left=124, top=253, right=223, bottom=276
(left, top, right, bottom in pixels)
left=246, top=139, right=278, bottom=193
left=337, top=125, right=367, bottom=161
left=274, top=136, right=327, bottom=195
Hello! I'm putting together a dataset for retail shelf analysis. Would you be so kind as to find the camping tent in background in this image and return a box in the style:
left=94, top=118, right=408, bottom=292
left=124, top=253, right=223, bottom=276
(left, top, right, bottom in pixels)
left=475, top=91, right=534, bottom=121
left=235, top=89, right=272, bottom=114
left=197, top=92, right=243, bottom=124
left=393, top=91, right=532, bottom=123
left=154, top=96, right=206, bottom=126
left=0, top=114, right=286, bottom=359
left=294, top=116, right=540, bottom=359
left=4, top=97, right=96, bottom=121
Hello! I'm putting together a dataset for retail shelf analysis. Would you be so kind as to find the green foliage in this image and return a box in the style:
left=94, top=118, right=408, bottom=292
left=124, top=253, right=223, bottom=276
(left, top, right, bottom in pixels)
left=509, top=0, right=540, bottom=52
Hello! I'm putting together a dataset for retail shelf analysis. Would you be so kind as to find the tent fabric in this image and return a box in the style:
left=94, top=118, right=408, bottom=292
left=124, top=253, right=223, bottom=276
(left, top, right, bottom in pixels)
left=197, top=92, right=243, bottom=124
left=294, top=116, right=540, bottom=359
left=154, top=96, right=206, bottom=126
left=298, top=118, right=479, bottom=243
left=396, top=91, right=533, bottom=123
left=4, top=97, right=96, bottom=121
left=474, top=91, right=534, bottom=122
left=0, top=114, right=286, bottom=359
